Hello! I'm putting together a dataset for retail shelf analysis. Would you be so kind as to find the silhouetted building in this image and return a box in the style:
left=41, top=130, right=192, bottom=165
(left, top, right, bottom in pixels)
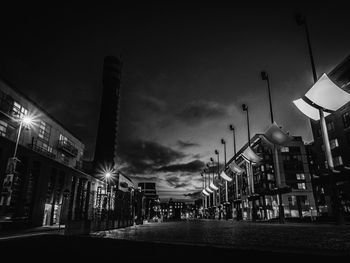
left=93, top=56, right=121, bottom=172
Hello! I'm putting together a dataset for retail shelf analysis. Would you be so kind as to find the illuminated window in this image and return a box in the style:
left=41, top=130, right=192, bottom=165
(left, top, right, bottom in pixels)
left=281, top=147, right=289, bottom=152
left=0, top=120, right=7, bottom=137
left=296, top=173, right=305, bottom=180
left=297, top=183, right=306, bottom=190
left=38, top=121, right=51, bottom=142
left=342, top=112, right=350, bottom=128
left=333, top=156, right=343, bottom=167
left=12, top=101, right=28, bottom=119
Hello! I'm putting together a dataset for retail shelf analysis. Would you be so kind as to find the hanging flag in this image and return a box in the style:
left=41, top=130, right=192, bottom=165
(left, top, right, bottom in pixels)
left=228, top=161, right=244, bottom=175
left=219, top=170, right=232, bottom=182
left=242, top=146, right=263, bottom=165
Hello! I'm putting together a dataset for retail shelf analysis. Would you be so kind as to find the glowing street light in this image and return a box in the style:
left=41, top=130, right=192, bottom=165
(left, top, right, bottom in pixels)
left=13, top=114, right=35, bottom=159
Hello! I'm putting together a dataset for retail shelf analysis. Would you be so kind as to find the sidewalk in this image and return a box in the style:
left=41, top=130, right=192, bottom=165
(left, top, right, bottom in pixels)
left=0, top=225, right=65, bottom=240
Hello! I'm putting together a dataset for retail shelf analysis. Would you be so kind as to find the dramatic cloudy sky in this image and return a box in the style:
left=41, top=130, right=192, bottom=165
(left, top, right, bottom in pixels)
left=0, top=2, right=349, bottom=201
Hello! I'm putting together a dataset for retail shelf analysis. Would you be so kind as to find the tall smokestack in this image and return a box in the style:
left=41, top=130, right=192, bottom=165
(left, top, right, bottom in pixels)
left=93, top=56, right=121, bottom=173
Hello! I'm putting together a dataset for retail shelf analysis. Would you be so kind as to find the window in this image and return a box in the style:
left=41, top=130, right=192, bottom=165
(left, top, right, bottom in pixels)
left=297, top=183, right=306, bottom=190
left=326, top=121, right=335, bottom=132
left=330, top=138, right=339, bottom=150
left=38, top=121, right=51, bottom=142
left=0, top=120, right=7, bottom=136
left=12, top=101, right=28, bottom=119
left=281, top=147, right=289, bottom=152
left=36, top=140, right=53, bottom=153
left=342, top=112, right=350, bottom=128
left=333, top=156, right=343, bottom=167
left=296, top=173, right=305, bottom=180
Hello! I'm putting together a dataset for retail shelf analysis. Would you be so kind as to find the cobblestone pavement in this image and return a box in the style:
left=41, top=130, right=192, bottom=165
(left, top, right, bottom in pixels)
left=92, top=219, right=350, bottom=255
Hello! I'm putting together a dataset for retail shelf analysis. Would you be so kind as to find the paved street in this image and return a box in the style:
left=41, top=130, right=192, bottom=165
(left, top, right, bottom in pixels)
left=93, top=219, right=350, bottom=256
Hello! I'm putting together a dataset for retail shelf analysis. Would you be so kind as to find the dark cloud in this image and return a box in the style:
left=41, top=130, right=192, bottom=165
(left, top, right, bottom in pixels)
left=165, top=176, right=191, bottom=189
left=175, top=100, right=228, bottom=124
left=177, top=140, right=200, bottom=148
left=184, top=191, right=202, bottom=199
left=157, top=160, right=204, bottom=173
left=117, top=139, right=186, bottom=174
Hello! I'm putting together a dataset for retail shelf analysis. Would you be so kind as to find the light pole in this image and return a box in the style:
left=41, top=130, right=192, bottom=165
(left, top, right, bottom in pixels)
left=221, top=139, right=229, bottom=219
left=242, top=104, right=250, bottom=146
left=242, top=104, right=257, bottom=221
left=295, top=13, right=343, bottom=224
left=229, top=124, right=241, bottom=220
left=210, top=157, right=215, bottom=218
left=13, top=115, right=34, bottom=158
left=105, top=172, right=111, bottom=229
left=261, top=71, right=281, bottom=222
left=214, top=149, right=221, bottom=220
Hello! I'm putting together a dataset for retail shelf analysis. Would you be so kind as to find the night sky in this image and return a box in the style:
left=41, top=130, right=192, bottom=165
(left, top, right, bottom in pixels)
left=1, top=2, right=349, bottom=201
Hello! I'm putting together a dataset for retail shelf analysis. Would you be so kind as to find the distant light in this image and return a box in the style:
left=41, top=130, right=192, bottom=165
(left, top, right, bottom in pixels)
left=105, top=172, right=111, bottom=178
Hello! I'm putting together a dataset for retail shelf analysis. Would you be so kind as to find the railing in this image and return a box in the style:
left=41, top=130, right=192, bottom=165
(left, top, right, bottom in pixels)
left=30, top=142, right=56, bottom=160
left=57, top=140, right=78, bottom=157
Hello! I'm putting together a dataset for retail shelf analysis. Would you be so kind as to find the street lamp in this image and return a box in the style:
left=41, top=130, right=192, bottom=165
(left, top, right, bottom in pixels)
left=13, top=114, right=34, bottom=159
left=294, top=13, right=349, bottom=225
left=229, top=125, right=237, bottom=156
left=242, top=104, right=250, bottom=146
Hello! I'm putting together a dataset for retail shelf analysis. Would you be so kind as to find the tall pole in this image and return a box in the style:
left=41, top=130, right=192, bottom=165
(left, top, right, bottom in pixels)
left=230, top=124, right=240, bottom=220
left=215, top=150, right=221, bottom=220
left=261, top=71, right=283, bottom=222
left=242, top=104, right=250, bottom=146
left=295, top=13, right=341, bottom=223
left=13, top=121, right=23, bottom=158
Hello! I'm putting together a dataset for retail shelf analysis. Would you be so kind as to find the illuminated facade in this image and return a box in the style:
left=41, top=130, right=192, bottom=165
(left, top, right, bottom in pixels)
left=0, top=77, right=105, bottom=230
left=226, top=134, right=316, bottom=220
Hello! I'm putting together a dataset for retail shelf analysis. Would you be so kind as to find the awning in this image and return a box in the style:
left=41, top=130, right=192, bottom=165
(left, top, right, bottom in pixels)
left=220, top=171, right=232, bottom=182
left=202, top=189, right=210, bottom=196
left=209, top=181, right=219, bottom=191
left=305, top=73, right=350, bottom=111
left=205, top=186, right=213, bottom=193
left=242, top=146, right=263, bottom=165
left=293, top=98, right=330, bottom=121
left=263, top=122, right=293, bottom=146
left=228, top=161, right=244, bottom=175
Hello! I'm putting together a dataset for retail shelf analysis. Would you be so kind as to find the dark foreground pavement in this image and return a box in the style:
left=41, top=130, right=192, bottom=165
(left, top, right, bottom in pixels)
left=1, top=234, right=350, bottom=262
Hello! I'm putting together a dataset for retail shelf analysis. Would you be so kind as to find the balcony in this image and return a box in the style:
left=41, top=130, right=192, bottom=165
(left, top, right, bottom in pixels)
left=30, top=141, right=56, bottom=160
left=57, top=140, right=78, bottom=157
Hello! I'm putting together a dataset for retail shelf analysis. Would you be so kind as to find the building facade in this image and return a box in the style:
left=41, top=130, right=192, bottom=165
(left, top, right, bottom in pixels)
left=0, top=78, right=105, bottom=230
left=223, top=134, right=316, bottom=221
left=309, top=55, right=350, bottom=217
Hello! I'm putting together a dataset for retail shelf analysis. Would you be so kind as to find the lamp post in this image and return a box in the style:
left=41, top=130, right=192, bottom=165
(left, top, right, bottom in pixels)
left=242, top=104, right=257, bottom=221
left=229, top=124, right=241, bottom=220
left=261, top=71, right=281, bottom=222
left=214, top=150, right=221, bottom=220
left=295, top=13, right=343, bottom=224
left=210, top=157, right=215, bottom=218
left=221, top=139, right=229, bottom=219
left=13, top=115, right=34, bottom=159
left=242, top=104, right=250, bottom=146
left=105, top=172, right=111, bottom=229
